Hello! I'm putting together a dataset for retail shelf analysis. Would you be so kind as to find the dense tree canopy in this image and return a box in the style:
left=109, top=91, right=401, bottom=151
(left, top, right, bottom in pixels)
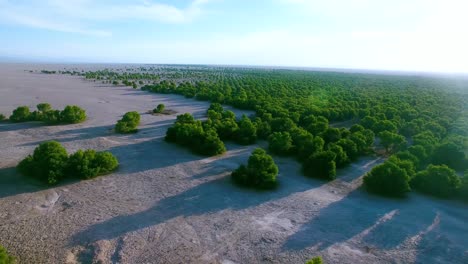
left=363, top=161, right=411, bottom=197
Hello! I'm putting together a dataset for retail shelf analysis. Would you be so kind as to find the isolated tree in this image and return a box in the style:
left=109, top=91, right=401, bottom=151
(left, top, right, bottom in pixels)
left=153, top=103, right=165, bottom=113
left=411, top=164, right=461, bottom=198
left=9, top=106, right=30, bottom=122
left=18, top=141, right=69, bottom=185
left=232, top=148, right=278, bottom=189
left=115, top=111, right=140, bottom=133
left=363, top=161, right=410, bottom=197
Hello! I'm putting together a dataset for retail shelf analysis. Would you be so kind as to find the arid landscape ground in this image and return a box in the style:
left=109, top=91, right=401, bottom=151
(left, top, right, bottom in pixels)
left=0, top=64, right=467, bottom=264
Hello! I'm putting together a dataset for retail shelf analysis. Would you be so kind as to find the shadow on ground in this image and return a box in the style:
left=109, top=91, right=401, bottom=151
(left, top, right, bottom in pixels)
left=69, top=153, right=318, bottom=246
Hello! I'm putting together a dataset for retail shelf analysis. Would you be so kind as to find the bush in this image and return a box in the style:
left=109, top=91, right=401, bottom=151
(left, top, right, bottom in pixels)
left=115, top=111, right=140, bottom=133
left=303, top=151, right=337, bottom=180
left=232, top=148, right=278, bottom=189
left=18, top=141, right=118, bottom=184
left=306, top=256, right=323, bottom=264
left=18, top=141, right=69, bottom=185
left=363, top=161, right=410, bottom=197
left=67, top=150, right=119, bottom=179
left=153, top=103, right=165, bottom=113
left=9, top=106, right=30, bottom=122
left=0, top=245, right=15, bottom=264
left=411, top=164, right=461, bottom=198
left=0, top=113, right=6, bottom=121
left=60, top=105, right=86, bottom=124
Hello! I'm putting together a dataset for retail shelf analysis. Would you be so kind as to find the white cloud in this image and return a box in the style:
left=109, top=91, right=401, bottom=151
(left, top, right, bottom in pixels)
left=0, top=0, right=212, bottom=36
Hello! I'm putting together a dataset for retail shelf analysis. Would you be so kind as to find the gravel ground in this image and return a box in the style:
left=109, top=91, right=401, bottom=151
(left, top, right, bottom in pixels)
left=0, top=64, right=467, bottom=264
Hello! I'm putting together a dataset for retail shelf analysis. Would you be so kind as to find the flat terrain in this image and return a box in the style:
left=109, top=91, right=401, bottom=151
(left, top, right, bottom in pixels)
left=0, top=64, right=467, bottom=264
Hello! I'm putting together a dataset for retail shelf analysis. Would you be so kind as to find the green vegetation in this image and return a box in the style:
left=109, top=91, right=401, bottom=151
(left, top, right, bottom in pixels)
left=68, top=67, right=467, bottom=199
left=232, top=148, right=278, bottom=189
left=18, top=141, right=118, bottom=185
left=153, top=103, right=165, bottom=113
left=0, top=245, right=15, bottom=264
left=165, top=113, right=226, bottom=156
left=0, top=113, right=6, bottom=121
left=115, top=111, right=141, bottom=133
left=305, top=256, right=324, bottom=264
left=411, top=165, right=461, bottom=198
left=8, top=104, right=86, bottom=125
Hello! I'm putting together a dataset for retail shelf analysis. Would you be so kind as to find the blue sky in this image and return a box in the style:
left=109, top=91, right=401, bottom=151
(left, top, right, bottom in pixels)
left=0, top=0, right=467, bottom=73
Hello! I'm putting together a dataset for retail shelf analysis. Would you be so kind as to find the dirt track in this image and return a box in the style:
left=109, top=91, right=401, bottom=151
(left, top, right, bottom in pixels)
left=0, top=64, right=467, bottom=264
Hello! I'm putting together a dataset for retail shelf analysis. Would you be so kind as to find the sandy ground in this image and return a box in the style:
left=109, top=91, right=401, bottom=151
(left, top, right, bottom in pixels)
left=0, top=64, right=467, bottom=264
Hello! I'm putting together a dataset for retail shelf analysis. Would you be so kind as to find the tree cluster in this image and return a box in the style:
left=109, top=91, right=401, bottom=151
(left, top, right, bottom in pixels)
left=165, top=113, right=226, bottom=156
left=9, top=103, right=86, bottom=125
left=18, top=141, right=118, bottom=185
left=115, top=111, right=141, bottom=133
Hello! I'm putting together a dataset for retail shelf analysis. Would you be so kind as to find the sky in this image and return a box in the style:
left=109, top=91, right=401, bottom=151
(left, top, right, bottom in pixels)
left=0, top=0, right=467, bottom=73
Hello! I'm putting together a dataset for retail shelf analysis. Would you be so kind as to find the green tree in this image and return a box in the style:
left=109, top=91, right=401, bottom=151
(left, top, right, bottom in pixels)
left=411, top=164, right=461, bottom=198
left=235, top=115, right=257, bottom=145
left=60, top=105, right=86, bottom=124
left=9, top=106, right=30, bottom=122
left=268, top=132, right=293, bottom=155
left=303, top=151, right=337, bottom=180
left=17, top=141, right=69, bottom=185
left=153, top=103, right=165, bottom=113
left=379, top=131, right=406, bottom=153
left=363, top=161, right=410, bottom=197
left=232, top=148, right=278, bottom=189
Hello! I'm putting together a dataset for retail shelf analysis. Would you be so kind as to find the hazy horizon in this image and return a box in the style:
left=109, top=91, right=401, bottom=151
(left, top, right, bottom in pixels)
left=1, top=0, right=467, bottom=73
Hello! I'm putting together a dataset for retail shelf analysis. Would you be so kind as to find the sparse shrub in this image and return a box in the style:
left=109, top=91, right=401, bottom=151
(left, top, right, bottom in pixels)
left=0, top=245, right=15, bottom=264
left=9, top=106, right=30, bottom=122
left=67, top=150, right=119, bottom=179
left=115, top=111, right=140, bottom=133
left=363, top=161, right=410, bottom=197
left=306, top=256, right=323, bottom=264
left=153, top=104, right=165, bottom=113
left=232, top=148, right=278, bottom=189
left=411, top=164, right=461, bottom=198
left=18, top=141, right=69, bottom=185
left=60, top=105, right=86, bottom=124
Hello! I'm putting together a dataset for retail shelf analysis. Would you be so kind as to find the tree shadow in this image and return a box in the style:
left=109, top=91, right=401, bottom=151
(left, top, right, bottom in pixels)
left=282, top=189, right=402, bottom=251
left=0, top=167, right=46, bottom=198
left=0, top=121, right=44, bottom=132
left=70, top=154, right=316, bottom=246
